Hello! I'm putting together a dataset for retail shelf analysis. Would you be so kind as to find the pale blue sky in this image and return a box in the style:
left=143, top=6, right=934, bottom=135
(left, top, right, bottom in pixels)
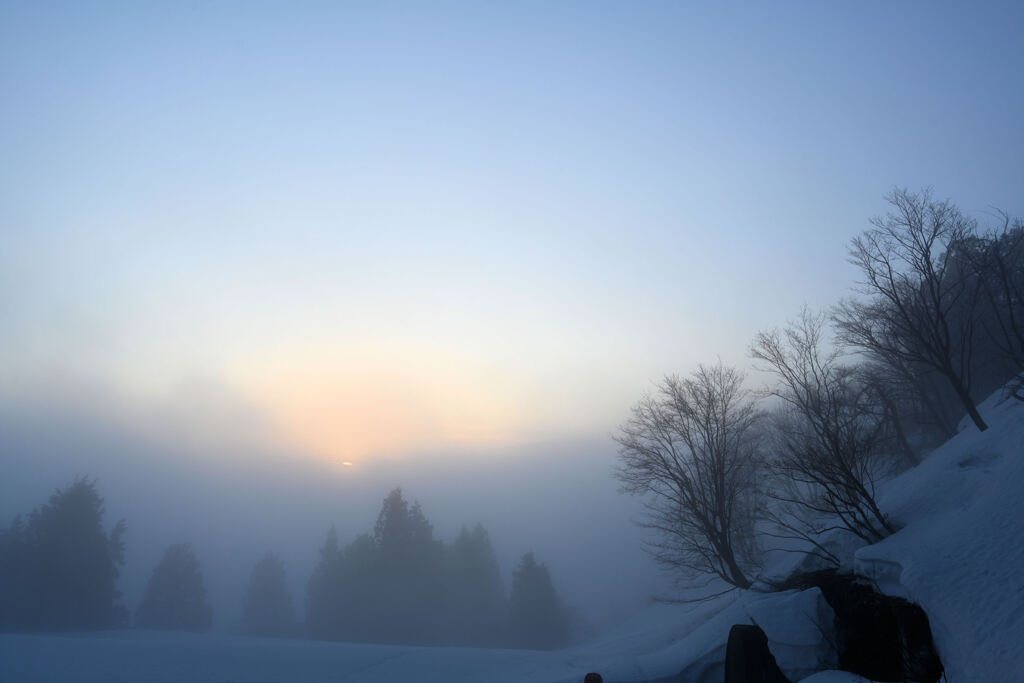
left=2, top=1, right=1023, bottom=460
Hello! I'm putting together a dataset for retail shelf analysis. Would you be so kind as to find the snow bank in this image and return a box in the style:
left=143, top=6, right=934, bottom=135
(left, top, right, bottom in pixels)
left=854, top=389, right=1024, bottom=682
left=747, top=588, right=837, bottom=681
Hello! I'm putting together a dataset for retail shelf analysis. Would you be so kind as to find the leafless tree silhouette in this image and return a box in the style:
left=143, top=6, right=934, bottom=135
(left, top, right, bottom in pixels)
left=834, top=188, right=988, bottom=431
left=615, top=363, right=762, bottom=589
left=752, top=309, right=895, bottom=550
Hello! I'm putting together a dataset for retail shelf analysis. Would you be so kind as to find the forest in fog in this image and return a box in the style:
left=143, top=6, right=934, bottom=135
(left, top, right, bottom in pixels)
left=3, top=2, right=1024, bottom=680
left=2, top=188, right=1022, bottom=664
left=0, top=481, right=570, bottom=649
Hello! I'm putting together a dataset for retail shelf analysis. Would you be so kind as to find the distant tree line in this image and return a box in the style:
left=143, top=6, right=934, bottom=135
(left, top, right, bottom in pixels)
left=0, top=478, right=214, bottom=634
left=617, top=188, right=1024, bottom=591
left=0, top=481, right=568, bottom=650
left=306, top=487, right=569, bottom=649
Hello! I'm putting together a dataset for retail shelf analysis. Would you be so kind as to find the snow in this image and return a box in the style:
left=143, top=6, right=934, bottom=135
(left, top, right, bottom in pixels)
left=573, top=588, right=835, bottom=682
left=746, top=588, right=837, bottom=680
left=798, top=673, right=871, bottom=683
left=854, top=388, right=1024, bottom=682
left=0, top=590, right=836, bottom=683
left=2, top=387, right=1022, bottom=682
left=0, top=631, right=566, bottom=683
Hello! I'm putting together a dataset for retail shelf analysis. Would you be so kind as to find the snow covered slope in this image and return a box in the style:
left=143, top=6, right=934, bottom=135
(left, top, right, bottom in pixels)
left=855, top=389, right=1024, bottom=681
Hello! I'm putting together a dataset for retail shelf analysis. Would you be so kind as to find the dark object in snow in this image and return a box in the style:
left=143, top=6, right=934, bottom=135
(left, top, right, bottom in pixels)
left=584, top=673, right=603, bottom=683
left=724, top=624, right=791, bottom=683
left=776, top=569, right=944, bottom=682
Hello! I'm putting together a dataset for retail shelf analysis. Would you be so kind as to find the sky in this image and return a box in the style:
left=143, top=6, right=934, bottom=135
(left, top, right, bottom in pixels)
left=2, top=0, right=1024, bottom=630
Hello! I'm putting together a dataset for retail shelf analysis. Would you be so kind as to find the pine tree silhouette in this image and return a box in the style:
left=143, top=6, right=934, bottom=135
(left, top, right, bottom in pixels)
left=242, top=552, right=294, bottom=637
left=135, top=543, right=212, bottom=631
left=509, top=552, right=569, bottom=649
left=0, top=477, right=127, bottom=631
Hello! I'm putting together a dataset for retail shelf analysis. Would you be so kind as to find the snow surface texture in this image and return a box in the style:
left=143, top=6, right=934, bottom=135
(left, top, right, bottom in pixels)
left=2, top=387, right=1022, bottom=682
left=798, top=673, right=871, bottom=683
left=0, top=589, right=835, bottom=683
left=856, top=388, right=1024, bottom=682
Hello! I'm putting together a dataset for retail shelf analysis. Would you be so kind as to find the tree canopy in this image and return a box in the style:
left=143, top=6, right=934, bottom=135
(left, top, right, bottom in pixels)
left=242, top=552, right=294, bottom=637
left=508, top=552, right=570, bottom=650
left=135, top=543, right=212, bottom=632
left=616, top=363, right=762, bottom=589
left=305, top=488, right=564, bottom=648
left=0, top=477, right=127, bottom=631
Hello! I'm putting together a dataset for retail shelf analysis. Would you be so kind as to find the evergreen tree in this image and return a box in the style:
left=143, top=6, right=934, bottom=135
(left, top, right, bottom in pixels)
left=304, top=489, right=547, bottom=648
left=241, top=552, right=293, bottom=637
left=443, top=523, right=505, bottom=646
left=0, top=516, right=30, bottom=631
left=135, top=543, right=212, bottom=631
left=305, top=526, right=341, bottom=638
left=0, top=477, right=127, bottom=631
left=332, top=533, right=377, bottom=642
left=508, top=552, right=569, bottom=650
left=369, top=488, right=443, bottom=644
left=373, top=488, right=434, bottom=561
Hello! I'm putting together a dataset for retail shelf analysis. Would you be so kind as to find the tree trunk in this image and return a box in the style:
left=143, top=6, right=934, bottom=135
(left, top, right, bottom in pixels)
left=949, top=377, right=988, bottom=431
left=719, top=541, right=751, bottom=589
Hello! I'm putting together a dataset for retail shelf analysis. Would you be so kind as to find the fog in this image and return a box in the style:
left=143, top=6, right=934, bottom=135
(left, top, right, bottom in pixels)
left=5, top=4, right=1023, bottom=679
left=0, top=379, right=667, bottom=638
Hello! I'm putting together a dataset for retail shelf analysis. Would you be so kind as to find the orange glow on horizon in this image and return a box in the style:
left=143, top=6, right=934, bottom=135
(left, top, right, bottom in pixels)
left=227, top=340, right=536, bottom=462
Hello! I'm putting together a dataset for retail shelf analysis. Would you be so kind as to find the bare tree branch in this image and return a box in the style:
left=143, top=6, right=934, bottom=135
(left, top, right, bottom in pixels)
left=752, top=309, right=895, bottom=553
left=615, top=363, right=762, bottom=590
left=834, top=188, right=989, bottom=431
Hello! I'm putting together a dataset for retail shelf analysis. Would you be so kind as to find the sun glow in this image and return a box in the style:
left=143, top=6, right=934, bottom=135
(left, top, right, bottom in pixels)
left=228, top=340, right=536, bottom=462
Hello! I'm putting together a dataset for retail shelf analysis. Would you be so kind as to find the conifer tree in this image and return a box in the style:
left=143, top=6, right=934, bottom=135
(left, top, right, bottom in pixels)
left=135, top=543, right=212, bottom=632
left=508, top=552, right=569, bottom=650
left=0, top=478, right=127, bottom=631
left=444, top=523, right=505, bottom=645
left=305, top=526, right=341, bottom=638
left=369, top=488, right=442, bottom=644
left=242, top=552, right=293, bottom=637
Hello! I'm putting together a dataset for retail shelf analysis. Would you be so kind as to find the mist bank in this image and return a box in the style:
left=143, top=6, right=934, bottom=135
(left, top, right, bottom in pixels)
left=0, top=384, right=666, bottom=636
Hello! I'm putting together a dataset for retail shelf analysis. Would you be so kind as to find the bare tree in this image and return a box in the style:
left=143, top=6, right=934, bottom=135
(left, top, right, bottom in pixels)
left=752, top=309, right=895, bottom=549
left=844, top=322, right=963, bottom=447
left=615, top=363, right=761, bottom=590
left=834, top=188, right=988, bottom=431
left=857, top=362, right=924, bottom=469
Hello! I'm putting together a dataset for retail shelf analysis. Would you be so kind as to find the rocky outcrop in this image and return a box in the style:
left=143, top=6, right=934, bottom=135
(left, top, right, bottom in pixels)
left=724, top=624, right=790, bottom=683
left=776, top=570, right=943, bottom=682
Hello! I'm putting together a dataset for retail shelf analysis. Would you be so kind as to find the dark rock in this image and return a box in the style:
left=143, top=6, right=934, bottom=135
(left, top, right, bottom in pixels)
left=775, top=569, right=943, bottom=682
left=724, top=624, right=791, bottom=683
